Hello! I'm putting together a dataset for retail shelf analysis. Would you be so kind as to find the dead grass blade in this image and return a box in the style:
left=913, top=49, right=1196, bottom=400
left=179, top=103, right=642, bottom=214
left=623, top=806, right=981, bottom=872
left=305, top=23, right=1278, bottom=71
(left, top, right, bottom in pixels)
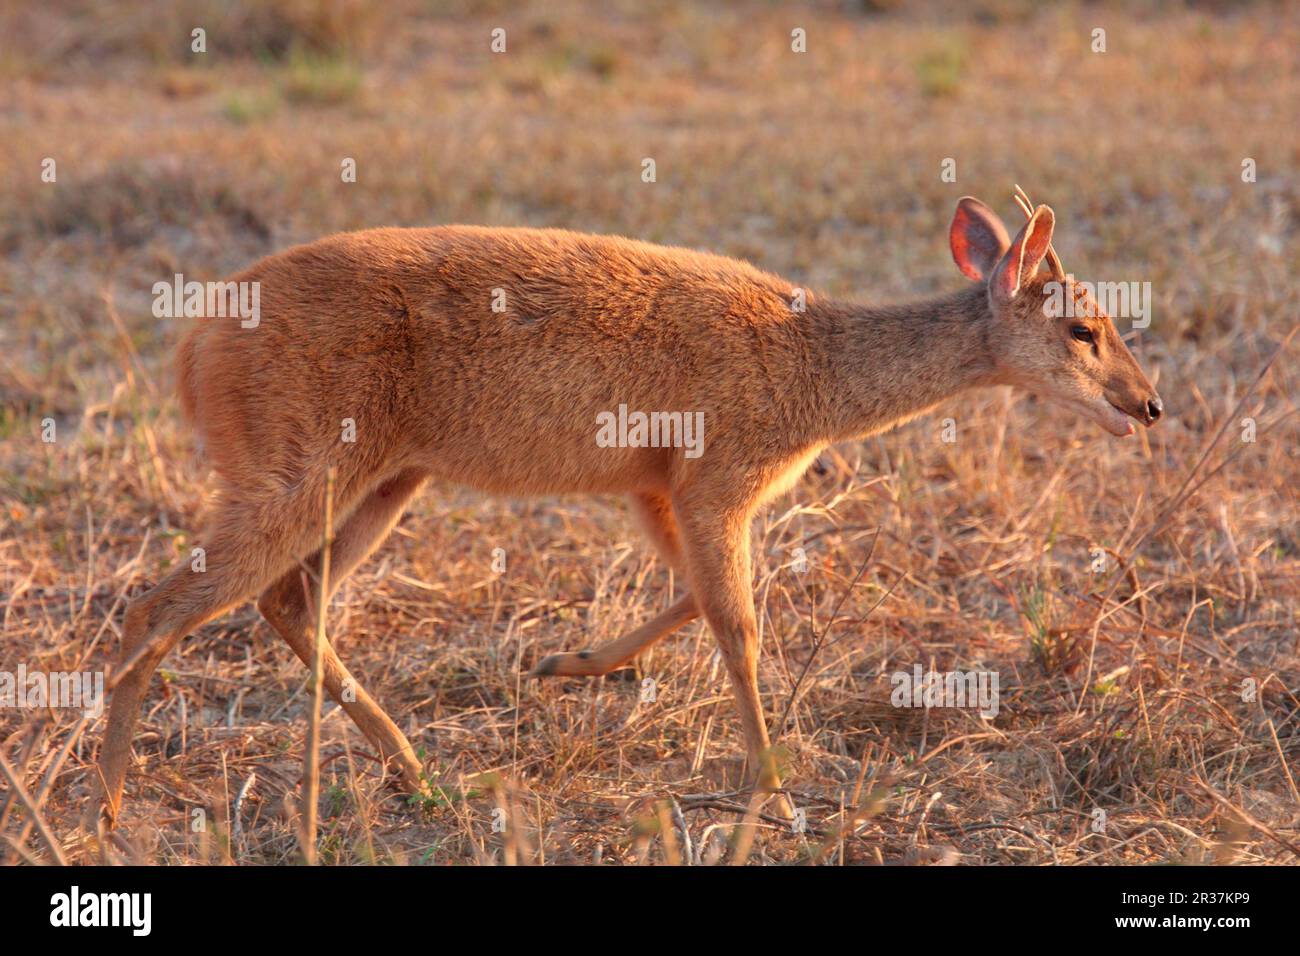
left=300, top=467, right=336, bottom=865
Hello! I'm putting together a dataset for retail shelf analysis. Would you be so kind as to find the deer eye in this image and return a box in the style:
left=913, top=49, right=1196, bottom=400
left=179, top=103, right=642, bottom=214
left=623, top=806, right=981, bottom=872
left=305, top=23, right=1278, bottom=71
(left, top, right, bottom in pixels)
left=1071, top=325, right=1094, bottom=344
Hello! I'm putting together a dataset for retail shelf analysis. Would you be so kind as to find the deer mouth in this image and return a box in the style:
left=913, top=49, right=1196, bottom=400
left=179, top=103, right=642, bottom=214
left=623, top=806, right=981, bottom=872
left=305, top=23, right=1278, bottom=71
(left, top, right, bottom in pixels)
left=1098, top=399, right=1137, bottom=437
left=1063, top=395, right=1135, bottom=437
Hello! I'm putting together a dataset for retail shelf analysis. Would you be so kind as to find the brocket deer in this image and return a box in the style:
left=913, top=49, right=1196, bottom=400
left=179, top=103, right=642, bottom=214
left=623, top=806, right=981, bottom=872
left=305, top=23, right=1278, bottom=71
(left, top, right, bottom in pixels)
left=98, top=188, right=1162, bottom=823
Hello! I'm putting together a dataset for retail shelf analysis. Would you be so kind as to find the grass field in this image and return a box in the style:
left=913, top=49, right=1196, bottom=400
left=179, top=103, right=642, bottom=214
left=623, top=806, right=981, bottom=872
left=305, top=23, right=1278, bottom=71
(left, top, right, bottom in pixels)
left=1, top=0, right=1297, bottom=865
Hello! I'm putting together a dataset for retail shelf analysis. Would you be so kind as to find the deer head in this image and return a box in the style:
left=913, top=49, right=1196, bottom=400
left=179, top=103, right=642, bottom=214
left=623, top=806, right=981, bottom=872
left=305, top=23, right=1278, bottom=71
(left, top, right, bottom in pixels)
left=949, top=188, right=1162, bottom=436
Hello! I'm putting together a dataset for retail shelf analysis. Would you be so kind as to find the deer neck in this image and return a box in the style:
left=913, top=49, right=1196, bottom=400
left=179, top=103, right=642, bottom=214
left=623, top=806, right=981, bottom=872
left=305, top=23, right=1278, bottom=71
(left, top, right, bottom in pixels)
left=804, top=283, right=998, bottom=444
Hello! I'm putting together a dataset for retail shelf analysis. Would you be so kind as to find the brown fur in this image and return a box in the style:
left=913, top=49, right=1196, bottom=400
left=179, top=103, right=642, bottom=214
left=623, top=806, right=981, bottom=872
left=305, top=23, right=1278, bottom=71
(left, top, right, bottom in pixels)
left=98, top=198, right=1161, bottom=823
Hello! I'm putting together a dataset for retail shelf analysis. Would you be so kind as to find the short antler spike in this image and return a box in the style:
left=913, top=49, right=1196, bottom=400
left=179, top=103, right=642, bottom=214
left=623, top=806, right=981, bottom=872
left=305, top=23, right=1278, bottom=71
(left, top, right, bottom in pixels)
left=1013, top=183, right=1065, bottom=280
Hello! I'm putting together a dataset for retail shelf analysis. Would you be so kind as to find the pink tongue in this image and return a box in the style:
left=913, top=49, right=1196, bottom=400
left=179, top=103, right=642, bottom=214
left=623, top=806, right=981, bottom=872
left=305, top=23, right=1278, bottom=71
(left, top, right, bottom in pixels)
left=1123, top=421, right=1135, bottom=436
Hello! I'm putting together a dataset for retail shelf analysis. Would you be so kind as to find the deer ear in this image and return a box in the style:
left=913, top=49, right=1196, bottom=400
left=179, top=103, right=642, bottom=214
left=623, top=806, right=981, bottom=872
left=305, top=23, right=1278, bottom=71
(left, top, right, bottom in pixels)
left=949, top=197, right=1011, bottom=281
left=989, top=204, right=1055, bottom=304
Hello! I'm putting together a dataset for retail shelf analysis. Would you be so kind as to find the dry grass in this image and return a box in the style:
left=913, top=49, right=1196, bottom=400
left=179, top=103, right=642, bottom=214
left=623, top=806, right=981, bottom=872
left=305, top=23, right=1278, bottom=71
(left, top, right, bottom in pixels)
left=1, top=0, right=1297, bottom=865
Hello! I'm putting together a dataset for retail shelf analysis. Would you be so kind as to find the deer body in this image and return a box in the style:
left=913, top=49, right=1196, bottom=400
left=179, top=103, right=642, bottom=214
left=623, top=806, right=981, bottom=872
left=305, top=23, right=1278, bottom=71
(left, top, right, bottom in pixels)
left=181, top=226, right=844, bottom=501
left=100, top=197, right=1162, bottom=823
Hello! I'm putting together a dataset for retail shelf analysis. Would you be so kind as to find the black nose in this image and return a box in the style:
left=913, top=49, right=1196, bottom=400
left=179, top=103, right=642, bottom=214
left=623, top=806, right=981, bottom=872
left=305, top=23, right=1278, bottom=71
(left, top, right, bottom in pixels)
left=1145, top=397, right=1163, bottom=423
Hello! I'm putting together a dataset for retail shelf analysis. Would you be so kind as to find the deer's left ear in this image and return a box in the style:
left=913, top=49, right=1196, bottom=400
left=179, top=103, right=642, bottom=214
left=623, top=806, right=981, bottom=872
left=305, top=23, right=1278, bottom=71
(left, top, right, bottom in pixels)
left=989, top=204, right=1055, bottom=304
left=949, top=197, right=1011, bottom=281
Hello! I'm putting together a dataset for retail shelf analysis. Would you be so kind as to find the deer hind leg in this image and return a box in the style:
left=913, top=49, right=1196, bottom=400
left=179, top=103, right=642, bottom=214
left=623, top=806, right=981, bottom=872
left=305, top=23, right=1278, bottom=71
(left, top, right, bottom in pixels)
left=674, top=494, right=794, bottom=820
left=256, top=468, right=429, bottom=794
left=532, top=491, right=700, bottom=678
left=99, top=480, right=345, bottom=825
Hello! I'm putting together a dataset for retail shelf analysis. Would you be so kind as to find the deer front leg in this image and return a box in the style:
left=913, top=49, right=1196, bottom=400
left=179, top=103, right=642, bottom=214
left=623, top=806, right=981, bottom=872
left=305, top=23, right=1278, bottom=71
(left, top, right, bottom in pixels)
left=675, top=496, right=794, bottom=821
left=532, top=491, right=699, bottom=677
left=531, top=592, right=698, bottom=677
